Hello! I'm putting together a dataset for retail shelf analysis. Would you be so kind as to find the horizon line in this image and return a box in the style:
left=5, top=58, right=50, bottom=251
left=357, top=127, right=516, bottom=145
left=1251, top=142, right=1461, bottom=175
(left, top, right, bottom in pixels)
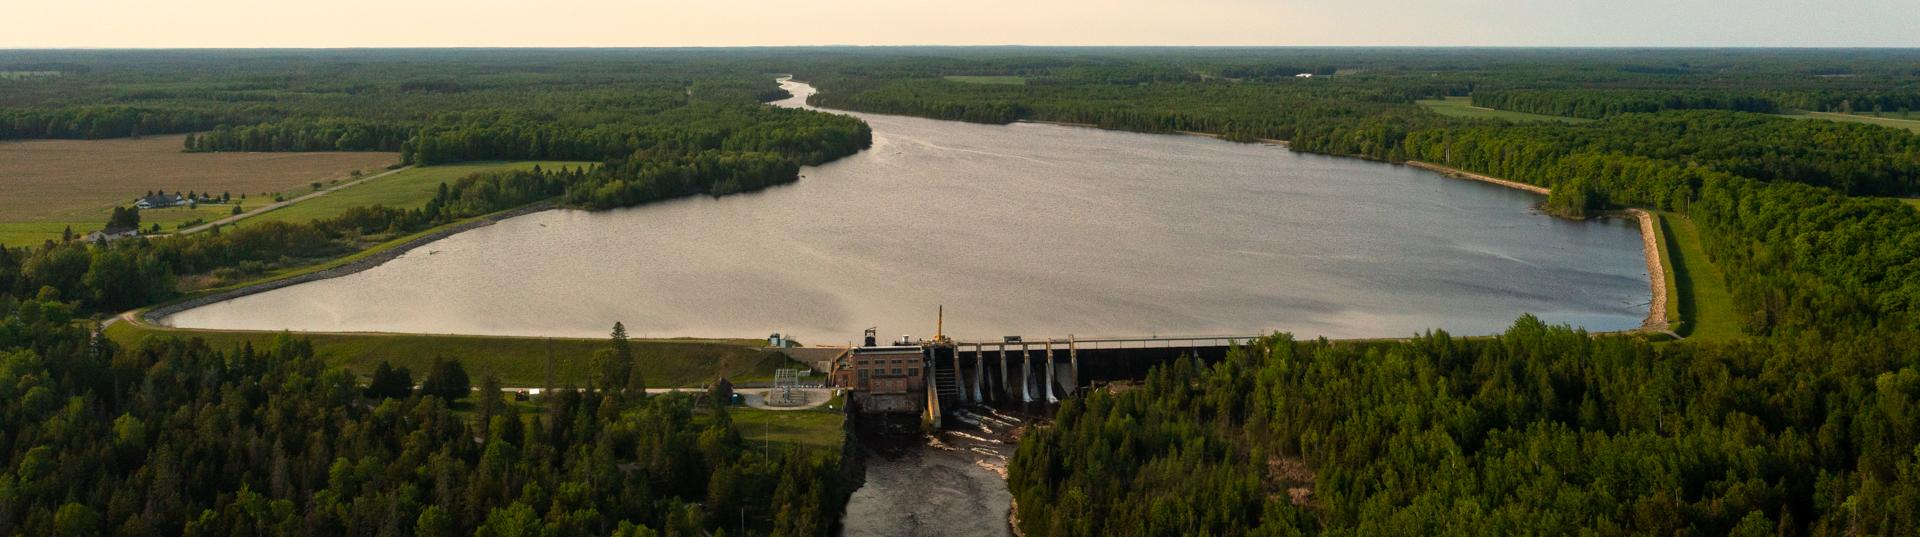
left=7, top=44, right=1920, bottom=51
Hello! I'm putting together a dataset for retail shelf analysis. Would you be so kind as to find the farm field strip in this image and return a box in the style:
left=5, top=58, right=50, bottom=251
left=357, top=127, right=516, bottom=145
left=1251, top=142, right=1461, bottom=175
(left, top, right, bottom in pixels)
left=0, top=134, right=396, bottom=243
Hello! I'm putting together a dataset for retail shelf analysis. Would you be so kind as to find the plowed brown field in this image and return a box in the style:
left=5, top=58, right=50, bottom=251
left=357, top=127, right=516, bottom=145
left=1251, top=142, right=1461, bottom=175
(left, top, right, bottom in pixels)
left=0, top=134, right=397, bottom=222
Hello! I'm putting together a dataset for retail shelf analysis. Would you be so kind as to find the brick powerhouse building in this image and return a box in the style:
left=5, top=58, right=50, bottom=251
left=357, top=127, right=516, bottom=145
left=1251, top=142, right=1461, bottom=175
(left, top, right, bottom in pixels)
left=832, top=330, right=927, bottom=414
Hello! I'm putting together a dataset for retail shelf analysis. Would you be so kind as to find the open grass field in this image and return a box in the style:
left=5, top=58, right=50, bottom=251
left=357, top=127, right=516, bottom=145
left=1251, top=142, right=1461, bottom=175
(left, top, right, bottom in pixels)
left=1779, top=110, right=1920, bottom=133
left=944, top=75, right=1028, bottom=85
left=727, top=404, right=847, bottom=450
left=0, top=134, right=396, bottom=244
left=457, top=393, right=843, bottom=450
left=1416, top=97, right=1590, bottom=123
left=1660, top=212, right=1743, bottom=340
left=241, top=161, right=589, bottom=226
left=105, top=321, right=801, bottom=388
left=0, top=203, right=238, bottom=246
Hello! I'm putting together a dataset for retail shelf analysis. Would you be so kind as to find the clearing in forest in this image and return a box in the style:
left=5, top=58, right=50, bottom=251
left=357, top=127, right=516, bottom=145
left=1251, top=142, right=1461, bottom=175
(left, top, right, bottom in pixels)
left=1416, top=97, right=1589, bottom=123
left=944, top=75, right=1028, bottom=85
left=1778, top=110, right=1920, bottom=133
left=0, top=134, right=396, bottom=245
left=1660, top=213, right=1742, bottom=340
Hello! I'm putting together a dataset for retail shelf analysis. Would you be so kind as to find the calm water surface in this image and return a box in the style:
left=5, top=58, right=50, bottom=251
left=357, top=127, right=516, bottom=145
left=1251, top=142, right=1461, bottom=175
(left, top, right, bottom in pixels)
left=165, top=78, right=1648, bottom=341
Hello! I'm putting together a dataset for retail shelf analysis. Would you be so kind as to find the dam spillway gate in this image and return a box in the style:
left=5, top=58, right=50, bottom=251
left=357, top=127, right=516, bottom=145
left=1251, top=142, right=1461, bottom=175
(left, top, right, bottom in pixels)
left=831, top=332, right=1263, bottom=428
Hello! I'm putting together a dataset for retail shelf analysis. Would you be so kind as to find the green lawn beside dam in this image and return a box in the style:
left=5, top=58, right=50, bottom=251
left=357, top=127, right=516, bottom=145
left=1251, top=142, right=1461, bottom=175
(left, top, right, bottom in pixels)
left=106, top=322, right=796, bottom=388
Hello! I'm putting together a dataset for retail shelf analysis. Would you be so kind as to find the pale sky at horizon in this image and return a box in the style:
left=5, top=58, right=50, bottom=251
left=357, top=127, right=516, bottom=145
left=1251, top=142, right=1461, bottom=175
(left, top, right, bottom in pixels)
left=7, top=0, right=1917, bottom=49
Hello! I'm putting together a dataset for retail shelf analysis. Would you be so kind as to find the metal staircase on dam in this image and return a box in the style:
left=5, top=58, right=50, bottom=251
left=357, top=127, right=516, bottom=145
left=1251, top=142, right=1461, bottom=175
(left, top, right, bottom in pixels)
left=932, top=360, right=963, bottom=409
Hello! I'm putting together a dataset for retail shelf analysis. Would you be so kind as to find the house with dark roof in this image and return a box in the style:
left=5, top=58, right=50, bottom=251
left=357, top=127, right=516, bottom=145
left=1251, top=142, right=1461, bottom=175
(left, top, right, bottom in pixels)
left=134, top=194, right=185, bottom=210
left=84, top=226, right=139, bottom=242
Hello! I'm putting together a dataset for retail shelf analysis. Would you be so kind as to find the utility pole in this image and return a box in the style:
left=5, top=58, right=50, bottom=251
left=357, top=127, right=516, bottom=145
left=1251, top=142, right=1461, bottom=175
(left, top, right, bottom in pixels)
left=544, top=338, right=555, bottom=395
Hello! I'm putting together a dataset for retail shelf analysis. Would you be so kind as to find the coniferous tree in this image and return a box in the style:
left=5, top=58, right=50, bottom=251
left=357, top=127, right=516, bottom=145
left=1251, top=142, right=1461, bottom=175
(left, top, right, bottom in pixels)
left=420, top=358, right=470, bottom=401
left=365, top=361, right=413, bottom=399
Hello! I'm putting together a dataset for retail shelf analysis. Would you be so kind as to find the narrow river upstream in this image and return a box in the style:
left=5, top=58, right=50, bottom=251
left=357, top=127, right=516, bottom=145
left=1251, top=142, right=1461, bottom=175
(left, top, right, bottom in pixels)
left=163, top=78, right=1649, bottom=342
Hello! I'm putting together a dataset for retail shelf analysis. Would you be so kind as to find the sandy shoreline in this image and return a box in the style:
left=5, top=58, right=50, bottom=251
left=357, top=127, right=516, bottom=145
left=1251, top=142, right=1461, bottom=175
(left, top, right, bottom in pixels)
left=1404, top=161, right=1552, bottom=195
left=1403, top=161, right=1669, bottom=333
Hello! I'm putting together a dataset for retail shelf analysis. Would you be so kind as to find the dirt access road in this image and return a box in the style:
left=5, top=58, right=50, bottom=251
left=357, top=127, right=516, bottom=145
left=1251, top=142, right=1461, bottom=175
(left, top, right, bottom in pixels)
left=175, top=166, right=413, bottom=235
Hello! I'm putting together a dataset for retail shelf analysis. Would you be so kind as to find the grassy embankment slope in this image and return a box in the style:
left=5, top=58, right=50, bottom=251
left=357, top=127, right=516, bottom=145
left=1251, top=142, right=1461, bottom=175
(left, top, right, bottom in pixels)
left=0, top=135, right=395, bottom=246
left=1415, top=97, right=1590, bottom=123
left=239, top=161, right=590, bottom=226
left=1658, top=212, right=1742, bottom=340
left=105, top=321, right=795, bottom=388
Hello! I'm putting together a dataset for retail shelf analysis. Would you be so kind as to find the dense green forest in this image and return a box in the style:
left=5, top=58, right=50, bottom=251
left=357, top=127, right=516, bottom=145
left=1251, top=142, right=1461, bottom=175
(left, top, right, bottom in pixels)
left=0, top=302, right=841, bottom=536
left=1, top=50, right=872, bottom=211
left=1012, top=320, right=1920, bottom=535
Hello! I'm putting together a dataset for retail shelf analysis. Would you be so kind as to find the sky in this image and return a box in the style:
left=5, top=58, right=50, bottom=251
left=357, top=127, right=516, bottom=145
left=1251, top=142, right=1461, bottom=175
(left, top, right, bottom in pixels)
left=7, top=0, right=1917, bottom=48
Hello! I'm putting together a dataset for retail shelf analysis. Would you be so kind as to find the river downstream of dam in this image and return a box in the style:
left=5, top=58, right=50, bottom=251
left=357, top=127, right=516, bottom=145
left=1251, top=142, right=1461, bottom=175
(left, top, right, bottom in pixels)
left=163, top=77, right=1649, bottom=341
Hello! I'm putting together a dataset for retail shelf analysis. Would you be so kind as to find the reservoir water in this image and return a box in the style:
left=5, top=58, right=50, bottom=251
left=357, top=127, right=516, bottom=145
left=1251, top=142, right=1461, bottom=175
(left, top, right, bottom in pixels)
left=163, top=78, right=1649, bottom=341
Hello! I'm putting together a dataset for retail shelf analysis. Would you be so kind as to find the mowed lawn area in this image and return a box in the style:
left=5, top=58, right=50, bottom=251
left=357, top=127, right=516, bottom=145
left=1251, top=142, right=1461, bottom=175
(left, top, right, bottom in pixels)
left=1660, top=212, right=1743, bottom=340
left=944, top=75, right=1028, bottom=85
left=1416, top=97, right=1590, bottom=123
left=241, top=161, right=591, bottom=226
left=0, top=134, right=396, bottom=245
left=726, top=403, right=847, bottom=450
left=1778, top=110, right=1920, bottom=133
left=105, top=322, right=797, bottom=388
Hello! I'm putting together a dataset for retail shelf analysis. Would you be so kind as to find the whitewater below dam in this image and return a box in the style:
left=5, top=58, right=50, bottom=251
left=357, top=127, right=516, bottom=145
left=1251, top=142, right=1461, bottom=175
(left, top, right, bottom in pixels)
left=163, top=78, right=1649, bottom=342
